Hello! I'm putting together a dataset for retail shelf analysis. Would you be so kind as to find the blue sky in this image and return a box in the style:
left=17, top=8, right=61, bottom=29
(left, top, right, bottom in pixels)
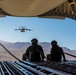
left=0, top=16, right=76, bottom=50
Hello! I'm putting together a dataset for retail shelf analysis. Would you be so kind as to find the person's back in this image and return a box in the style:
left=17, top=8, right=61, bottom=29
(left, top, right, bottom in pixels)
left=27, top=45, right=44, bottom=62
left=22, top=38, right=45, bottom=62
left=47, top=40, right=66, bottom=62
left=51, top=45, right=63, bottom=62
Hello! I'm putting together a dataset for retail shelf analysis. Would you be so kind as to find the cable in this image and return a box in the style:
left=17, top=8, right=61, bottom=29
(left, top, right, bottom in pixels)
left=64, top=52, right=76, bottom=58
left=0, top=43, right=21, bottom=61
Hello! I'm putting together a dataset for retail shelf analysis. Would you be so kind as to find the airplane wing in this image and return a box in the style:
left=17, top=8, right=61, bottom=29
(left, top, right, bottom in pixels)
left=25, top=29, right=32, bottom=31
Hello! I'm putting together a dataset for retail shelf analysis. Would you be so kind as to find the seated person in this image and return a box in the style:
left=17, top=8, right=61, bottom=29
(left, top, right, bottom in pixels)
left=22, top=38, right=45, bottom=62
left=47, top=40, right=66, bottom=62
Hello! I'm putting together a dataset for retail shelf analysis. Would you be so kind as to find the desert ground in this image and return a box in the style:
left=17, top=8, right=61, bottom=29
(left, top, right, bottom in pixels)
left=0, top=49, right=76, bottom=61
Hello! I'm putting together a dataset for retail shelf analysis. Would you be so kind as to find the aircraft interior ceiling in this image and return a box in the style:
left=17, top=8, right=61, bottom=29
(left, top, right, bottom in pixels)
left=0, top=0, right=67, bottom=16
left=0, top=0, right=76, bottom=20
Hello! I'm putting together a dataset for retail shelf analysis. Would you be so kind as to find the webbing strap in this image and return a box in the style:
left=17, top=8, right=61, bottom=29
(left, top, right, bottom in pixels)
left=64, top=52, right=76, bottom=58
left=0, top=43, right=21, bottom=61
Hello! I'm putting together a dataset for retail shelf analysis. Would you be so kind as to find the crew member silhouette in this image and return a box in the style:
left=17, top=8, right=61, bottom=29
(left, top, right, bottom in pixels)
left=47, top=40, right=66, bottom=62
left=22, top=38, right=45, bottom=62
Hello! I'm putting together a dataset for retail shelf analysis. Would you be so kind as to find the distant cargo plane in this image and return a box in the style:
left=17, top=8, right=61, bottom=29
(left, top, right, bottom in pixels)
left=14, top=26, right=32, bottom=32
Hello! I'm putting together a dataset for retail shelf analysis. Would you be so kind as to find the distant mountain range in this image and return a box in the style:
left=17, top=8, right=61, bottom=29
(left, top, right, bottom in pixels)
left=0, top=39, right=76, bottom=60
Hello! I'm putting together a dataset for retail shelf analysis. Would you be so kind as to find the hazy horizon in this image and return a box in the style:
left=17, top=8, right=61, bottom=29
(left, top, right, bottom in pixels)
left=0, top=41, right=76, bottom=61
left=0, top=16, right=76, bottom=50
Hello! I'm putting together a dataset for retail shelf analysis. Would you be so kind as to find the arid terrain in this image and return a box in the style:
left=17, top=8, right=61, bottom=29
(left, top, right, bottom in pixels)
left=0, top=40, right=76, bottom=61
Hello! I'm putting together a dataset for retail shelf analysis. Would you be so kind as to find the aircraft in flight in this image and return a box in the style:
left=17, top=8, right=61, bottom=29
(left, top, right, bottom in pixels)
left=14, top=26, right=33, bottom=32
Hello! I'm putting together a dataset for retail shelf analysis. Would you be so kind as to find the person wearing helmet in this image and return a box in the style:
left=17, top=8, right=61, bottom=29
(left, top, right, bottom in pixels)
left=22, top=38, right=45, bottom=62
left=47, top=40, right=66, bottom=62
